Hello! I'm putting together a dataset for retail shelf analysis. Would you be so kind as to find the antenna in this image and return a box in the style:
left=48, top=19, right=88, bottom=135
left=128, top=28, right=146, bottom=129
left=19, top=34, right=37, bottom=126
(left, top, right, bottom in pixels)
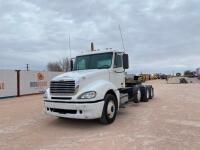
left=68, top=34, right=71, bottom=58
left=68, top=34, right=74, bottom=72
left=118, top=25, right=126, bottom=52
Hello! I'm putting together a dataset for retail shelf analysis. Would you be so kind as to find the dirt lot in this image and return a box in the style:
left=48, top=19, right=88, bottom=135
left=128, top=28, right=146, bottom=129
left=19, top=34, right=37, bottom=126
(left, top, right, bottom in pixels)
left=0, top=80, right=200, bottom=150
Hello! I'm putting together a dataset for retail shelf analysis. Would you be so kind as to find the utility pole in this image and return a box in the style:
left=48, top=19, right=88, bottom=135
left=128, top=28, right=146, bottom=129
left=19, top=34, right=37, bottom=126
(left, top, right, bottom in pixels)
left=26, top=64, right=29, bottom=71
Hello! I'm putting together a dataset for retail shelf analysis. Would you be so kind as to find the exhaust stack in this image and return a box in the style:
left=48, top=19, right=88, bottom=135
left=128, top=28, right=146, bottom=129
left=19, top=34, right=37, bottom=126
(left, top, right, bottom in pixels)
left=91, top=42, right=94, bottom=51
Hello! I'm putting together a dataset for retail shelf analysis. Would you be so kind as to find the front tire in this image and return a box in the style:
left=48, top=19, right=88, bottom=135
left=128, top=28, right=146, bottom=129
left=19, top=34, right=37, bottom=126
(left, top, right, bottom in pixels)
left=99, top=94, right=117, bottom=124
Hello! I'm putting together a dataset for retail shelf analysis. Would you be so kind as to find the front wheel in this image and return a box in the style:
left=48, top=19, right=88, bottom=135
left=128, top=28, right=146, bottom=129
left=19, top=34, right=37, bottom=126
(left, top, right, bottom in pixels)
left=99, top=94, right=118, bottom=124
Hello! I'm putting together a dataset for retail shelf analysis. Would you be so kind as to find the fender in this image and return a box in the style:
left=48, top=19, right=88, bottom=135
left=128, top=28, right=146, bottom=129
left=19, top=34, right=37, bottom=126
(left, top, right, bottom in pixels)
left=76, top=79, right=120, bottom=107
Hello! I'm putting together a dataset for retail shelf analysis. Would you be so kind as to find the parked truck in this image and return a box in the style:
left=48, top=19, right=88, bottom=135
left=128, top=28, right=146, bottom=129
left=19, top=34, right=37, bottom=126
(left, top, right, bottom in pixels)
left=43, top=50, right=154, bottom=124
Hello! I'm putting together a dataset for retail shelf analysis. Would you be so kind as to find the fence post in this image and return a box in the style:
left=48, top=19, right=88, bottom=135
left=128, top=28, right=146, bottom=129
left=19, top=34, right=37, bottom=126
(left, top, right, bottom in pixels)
left=15, top=70, right=21, bottom=97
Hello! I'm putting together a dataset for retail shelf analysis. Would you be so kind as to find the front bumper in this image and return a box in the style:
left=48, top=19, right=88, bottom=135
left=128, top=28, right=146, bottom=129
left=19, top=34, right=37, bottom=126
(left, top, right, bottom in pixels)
left=44, top=100, right=104, bottom=119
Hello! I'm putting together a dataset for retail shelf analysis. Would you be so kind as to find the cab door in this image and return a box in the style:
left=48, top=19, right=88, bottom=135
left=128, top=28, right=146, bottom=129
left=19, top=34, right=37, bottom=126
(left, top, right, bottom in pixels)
left=109, top=52, right=125, bottom=89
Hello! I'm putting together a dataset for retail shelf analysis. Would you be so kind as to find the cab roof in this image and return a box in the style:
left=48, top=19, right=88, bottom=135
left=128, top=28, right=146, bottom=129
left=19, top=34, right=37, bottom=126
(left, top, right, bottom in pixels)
left=77, top=50, right=124, bottom=57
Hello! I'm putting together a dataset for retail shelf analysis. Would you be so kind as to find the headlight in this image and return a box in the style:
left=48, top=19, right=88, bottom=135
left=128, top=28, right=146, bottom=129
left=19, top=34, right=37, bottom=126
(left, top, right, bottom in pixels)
left=43, top=90, right=48, bottom=99
left=78, top=91, right=96, bottom=99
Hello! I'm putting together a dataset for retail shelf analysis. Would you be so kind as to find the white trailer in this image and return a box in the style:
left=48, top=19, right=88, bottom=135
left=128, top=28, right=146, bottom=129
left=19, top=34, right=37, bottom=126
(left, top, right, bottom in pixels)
left=43, top=50, right=154, bottom=124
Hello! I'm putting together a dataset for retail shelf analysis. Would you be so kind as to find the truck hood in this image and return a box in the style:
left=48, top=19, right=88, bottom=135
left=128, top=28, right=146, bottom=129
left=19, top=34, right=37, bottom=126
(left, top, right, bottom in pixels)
left=52, top=69, right=109, bottom=82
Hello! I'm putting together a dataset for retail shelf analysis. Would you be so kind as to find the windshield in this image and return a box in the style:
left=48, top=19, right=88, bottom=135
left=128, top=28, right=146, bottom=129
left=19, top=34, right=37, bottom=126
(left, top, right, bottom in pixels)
left=74, top=52, right=113, bottom=70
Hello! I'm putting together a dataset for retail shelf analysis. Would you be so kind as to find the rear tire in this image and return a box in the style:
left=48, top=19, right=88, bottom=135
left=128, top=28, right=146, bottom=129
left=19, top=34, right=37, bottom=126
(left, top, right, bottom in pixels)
left=99, top=94, right=118, bottom=124
left=134, top=88, right=142, bottom=103
left=140, top=86, right=149, bottom=102
left=149, top=87, right=154, bottom=99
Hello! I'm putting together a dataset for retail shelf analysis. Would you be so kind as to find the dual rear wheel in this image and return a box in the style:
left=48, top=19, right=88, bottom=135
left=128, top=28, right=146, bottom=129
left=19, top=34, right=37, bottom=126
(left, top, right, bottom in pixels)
left=140, top=86, right=154, bottom=102
left=133, top=87, right=142, bottom=103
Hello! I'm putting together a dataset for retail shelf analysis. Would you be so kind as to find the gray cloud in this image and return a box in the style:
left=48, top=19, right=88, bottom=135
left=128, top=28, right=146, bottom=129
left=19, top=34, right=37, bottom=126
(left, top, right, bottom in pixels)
left=0, top=0, right=200, bottom=74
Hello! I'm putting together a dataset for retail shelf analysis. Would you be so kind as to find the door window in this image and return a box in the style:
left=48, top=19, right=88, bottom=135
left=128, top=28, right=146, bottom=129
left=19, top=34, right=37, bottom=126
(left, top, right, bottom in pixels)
left=114, top=53, right=122, bottom=68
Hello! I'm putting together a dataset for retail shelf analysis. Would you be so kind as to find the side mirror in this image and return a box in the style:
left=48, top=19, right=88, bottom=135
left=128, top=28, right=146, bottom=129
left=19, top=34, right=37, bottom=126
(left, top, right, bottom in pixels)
left=123, top=54, right=129, bottom=69
left=70, top=59, right=74, bottom=71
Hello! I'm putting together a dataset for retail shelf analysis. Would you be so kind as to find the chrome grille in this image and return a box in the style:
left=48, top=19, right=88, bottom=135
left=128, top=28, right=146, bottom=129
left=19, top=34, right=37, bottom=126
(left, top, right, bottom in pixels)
left=50, top=81, right=75, bottom=94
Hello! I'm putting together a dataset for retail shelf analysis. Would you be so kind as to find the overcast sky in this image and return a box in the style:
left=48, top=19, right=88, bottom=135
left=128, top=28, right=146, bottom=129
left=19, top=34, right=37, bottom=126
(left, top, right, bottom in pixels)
left=0, top=0, right=200, bottom=74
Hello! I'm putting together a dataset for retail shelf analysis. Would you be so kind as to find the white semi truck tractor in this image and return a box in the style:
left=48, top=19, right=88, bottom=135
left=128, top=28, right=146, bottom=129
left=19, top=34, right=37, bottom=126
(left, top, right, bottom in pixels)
left=43, top=50, right=154, bottom=124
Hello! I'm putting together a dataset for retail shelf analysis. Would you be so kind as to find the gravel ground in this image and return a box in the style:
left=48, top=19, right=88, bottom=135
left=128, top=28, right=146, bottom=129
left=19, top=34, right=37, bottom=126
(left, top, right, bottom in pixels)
left=167, top=77, right=200, bottom=84
left=0, top=80, right=200, bottom=150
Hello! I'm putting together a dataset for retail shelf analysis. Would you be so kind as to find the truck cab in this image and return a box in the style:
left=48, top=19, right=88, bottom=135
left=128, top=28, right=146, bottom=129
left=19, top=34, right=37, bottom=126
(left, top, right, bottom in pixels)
left=43, top=50, right=154, bottom=124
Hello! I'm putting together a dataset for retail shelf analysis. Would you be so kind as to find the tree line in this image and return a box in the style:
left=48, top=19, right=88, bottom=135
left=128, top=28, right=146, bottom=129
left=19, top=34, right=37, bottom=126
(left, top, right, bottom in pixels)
left=46, top=58, right=199, bottom=78
left=47, top=57, right=70, bottom=72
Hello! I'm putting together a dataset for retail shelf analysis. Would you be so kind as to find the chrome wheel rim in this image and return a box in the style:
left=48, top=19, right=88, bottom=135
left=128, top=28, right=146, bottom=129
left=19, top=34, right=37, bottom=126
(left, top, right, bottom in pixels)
left=107, top=100, right=115, bottom=119
left=147, top=89, right=149, bottom=99
left=137, top=90, right=141, bottom=101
